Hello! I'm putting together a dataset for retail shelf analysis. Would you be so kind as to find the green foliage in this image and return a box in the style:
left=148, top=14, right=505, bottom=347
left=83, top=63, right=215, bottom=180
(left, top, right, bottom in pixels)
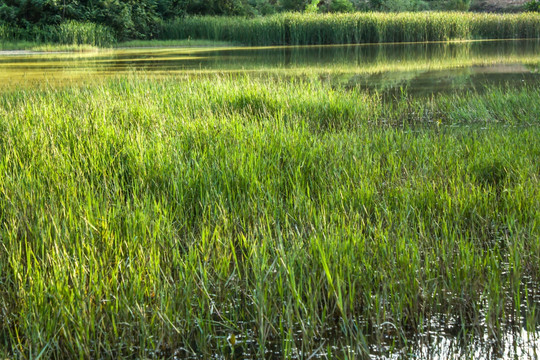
left=0, top=3, right=17, bottom=24
left=0, top=0, right=523, bottom=43
left=380, top=0, right=429, bottom=11
left=52, top=20, right=117, bottom=46
left=280, top=0, right=307, bottom=11
left=250, top=0, right=279, bottom=15
left=329, top=0, right=355, bottom=12
left=525, top=0, right=540, bottom=11
left=0, top=19, right=115, bottom=46
left=3, top=10, right=540, bottom=46
left=0, top=0, right=161, bottom=41
left=160, top=12, right=540, bottom=46
left=0, top=22, right=17, bottom=42
left=188, top=0, right=248, bottom=15
left=305, top=0, right=321, bottom=13
left=439, top=0, right=471, bottom=11
left=156, top=0, right=186, bottom=19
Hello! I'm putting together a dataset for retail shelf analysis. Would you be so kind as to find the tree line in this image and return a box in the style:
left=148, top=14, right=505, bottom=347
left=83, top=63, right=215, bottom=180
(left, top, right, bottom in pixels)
left=0, top=0, right=472, bottom=41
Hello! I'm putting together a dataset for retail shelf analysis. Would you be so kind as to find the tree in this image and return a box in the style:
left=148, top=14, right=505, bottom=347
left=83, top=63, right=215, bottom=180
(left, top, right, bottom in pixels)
left=329, top=0, right=354, bottom=11
left=280, top=0, right=306, bottom=11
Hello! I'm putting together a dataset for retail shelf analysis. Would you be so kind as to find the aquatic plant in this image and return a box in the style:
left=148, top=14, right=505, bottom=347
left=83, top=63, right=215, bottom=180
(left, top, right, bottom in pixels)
left=0, top=77, right=538, bottom=358
left=0, top=21, right=115, bottom=47
left=160, top=12, right=540, bottom=46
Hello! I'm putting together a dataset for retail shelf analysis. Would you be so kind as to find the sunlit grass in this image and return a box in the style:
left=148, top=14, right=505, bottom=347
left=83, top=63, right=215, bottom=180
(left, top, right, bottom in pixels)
left=0, top=21, right=115, bottom=48
left=0, top=76, right=538, bottom=358
left=2, top=12, right=540, bottom=52
left=161, top=12, right=540, bottom=46
left=30, top=44, right=99, bottom=52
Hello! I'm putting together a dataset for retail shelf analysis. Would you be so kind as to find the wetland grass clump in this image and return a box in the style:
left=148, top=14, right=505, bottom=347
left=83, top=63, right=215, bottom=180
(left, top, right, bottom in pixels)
left=160, top=12, right=540, bottom=46
left=0, top=77, right=539, bottom=358
left=51, top=21, right=116, bottom=47
left=0, top=21, right=115, bottom=49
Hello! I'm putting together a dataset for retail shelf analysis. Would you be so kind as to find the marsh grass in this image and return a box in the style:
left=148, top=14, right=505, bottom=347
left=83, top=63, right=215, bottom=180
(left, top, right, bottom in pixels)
left=0, top=77, right=539, bottom=358
left=160, top=12, right=540, bottom=46
left=3, top=12, right=540, bottom=51
left=0, top=21, right=115, bottom=49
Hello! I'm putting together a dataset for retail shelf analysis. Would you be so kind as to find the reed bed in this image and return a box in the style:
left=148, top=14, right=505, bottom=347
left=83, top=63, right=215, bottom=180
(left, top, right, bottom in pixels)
left=0, top=76, right=538, bottom=358
left=160, top=12, right=540, bottom=46
left=0, top=21, right=116, bottom=48
left=51, top=21, right=116, bottom=47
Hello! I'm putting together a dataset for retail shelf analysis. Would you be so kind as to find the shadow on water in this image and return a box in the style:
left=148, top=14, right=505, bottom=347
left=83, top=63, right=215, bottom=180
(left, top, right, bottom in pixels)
left=1, top=39, right=540, bottom=95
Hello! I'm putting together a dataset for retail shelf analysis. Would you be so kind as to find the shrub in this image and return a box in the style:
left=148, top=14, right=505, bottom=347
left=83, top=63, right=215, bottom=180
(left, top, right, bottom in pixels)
left=329, top=0, right=355, bottom=12
left=381, top=0, right=429, bottom=11
left=525, top=0, right=540, bottom=11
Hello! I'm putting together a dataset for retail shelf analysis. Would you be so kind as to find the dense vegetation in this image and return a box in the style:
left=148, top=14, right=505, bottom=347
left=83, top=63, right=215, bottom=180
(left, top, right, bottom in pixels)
left=2, top=12, right=540, bottom=48
left=0, top=77, right=538, bottom=358
left=161, top=12, right=540, bottom=45
left=525, top=0, right=540, bottom=11
left=1, top=0, right=537, bottom=46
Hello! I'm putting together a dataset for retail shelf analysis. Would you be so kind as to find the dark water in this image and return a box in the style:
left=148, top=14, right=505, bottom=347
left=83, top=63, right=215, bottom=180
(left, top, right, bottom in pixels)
left=1, top=39, right=540, bottom=95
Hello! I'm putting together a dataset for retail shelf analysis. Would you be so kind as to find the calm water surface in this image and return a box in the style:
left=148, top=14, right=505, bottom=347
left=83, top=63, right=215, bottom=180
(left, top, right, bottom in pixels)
left=1, top=39, right=540, bottom=95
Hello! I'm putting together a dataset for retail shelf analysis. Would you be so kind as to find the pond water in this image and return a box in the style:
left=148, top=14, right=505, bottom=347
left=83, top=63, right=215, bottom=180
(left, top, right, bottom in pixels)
left=1, top=39, right=540, bottom=95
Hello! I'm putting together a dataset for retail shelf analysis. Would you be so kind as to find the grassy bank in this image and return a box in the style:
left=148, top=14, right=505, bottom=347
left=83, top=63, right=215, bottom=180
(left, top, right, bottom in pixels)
left=3, top=12, right=540, bottom=51
left=0, top=42, right=100, bottom=52
left=0, top=40, right=234, bottom=52
left=161, top=12, right=540, bottom=46
left=0, top=77, right=538, bottom=358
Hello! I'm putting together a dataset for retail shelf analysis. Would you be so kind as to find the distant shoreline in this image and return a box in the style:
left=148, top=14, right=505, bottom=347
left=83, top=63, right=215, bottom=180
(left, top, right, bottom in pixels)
left=0, top=40, right=237, bottom=53
left=2, top=12, right=540, bottom=53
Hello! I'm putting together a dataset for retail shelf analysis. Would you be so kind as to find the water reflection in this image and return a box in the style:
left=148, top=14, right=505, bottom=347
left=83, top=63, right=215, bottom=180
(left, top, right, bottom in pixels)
left=1, top=39, right=540, bottom=94
left=401, top=328, right=540, bottom=360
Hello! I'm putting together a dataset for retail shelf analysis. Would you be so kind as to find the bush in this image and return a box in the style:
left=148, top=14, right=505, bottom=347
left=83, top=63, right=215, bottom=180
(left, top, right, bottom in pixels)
left=329, top=0, right=355, bottom=12
left=305, top=0, right=321, bottom=13
left=443, top=0, right=471, bottom=11
left=525, top=0, right=540, bottom=11
left=381, top=0, right=429, bottom=11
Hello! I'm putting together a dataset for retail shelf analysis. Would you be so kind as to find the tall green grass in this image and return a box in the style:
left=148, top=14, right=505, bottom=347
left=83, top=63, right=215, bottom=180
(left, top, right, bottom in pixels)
left=0, top=77, right=538, bottom=358
left=3, top=13, right=540, bottom=50
left=0, top=21, right=116, bottom=48
left=51, top=21, right=116, bottom=47
left=160, top=12, right=540, bottom=45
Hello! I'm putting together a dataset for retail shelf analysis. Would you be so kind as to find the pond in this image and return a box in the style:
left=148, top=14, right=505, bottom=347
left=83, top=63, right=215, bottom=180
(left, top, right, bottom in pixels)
left=1, top=39, right=540, bottom=95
